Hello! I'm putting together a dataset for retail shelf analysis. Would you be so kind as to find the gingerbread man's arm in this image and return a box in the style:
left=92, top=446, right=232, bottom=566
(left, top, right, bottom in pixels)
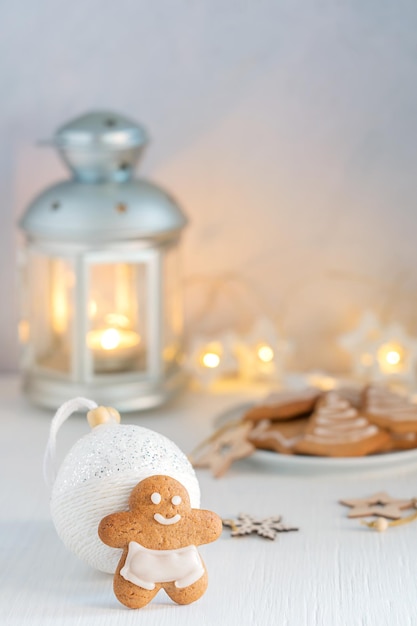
left=188, top=509, right=223, bottom=546
left=98, top=511, right=142, bottom=549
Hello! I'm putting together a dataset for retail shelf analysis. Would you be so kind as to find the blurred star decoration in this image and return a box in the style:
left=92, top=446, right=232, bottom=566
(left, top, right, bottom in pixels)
left=186, top=332, right=239, bottom=387
left=339, top=311, right=417, bottom=387
left=235, top=317, right=292, bottom=383
left=185, top=317, right=291, bottom=389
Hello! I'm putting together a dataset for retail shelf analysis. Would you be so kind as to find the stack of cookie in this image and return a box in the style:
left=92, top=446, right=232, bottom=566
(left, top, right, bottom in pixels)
left=244, top=386, right=417, bottom=457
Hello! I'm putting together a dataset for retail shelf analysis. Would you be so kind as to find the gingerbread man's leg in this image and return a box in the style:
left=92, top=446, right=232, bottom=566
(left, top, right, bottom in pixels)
left=113, top=570, right=161, bottom=609
left=163, top=566, right=208, bottom=605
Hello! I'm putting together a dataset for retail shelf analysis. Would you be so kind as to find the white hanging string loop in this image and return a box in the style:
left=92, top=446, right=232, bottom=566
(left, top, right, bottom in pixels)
left=43, top=397, right=98, bottom=490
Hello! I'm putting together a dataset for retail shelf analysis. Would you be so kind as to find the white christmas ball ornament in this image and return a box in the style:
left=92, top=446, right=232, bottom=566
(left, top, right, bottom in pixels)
left=45, top=399, right=200, bottom=574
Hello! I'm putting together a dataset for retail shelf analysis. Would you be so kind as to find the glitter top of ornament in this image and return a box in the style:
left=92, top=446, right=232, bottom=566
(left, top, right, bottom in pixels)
left=53, top=423, right=198, bottom=501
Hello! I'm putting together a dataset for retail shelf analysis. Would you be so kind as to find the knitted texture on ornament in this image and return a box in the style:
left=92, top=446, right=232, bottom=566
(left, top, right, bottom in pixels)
left=44, top=398, right=200, bottom=574
left=51, top=470, right=200, bottom=573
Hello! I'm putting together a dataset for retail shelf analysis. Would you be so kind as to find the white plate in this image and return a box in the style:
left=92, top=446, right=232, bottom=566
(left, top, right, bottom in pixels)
left=215, top=402, right=417, bottom=475
left=252, top=447, right=417, bottom=474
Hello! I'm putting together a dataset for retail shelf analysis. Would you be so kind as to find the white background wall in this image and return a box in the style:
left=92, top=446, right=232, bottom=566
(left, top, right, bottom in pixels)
left=2, top=0, right=417, bottom=373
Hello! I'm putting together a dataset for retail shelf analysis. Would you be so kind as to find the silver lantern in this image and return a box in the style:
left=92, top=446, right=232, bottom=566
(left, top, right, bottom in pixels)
left=19, top=111, right=187, bottom=411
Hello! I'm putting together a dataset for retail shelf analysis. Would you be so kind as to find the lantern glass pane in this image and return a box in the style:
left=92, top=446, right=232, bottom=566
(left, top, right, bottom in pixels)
left=27, top=253, right=74, bottom=374
left=87, top=262, right=147, bottom=374
left=163, top=245, right=183, bottom=370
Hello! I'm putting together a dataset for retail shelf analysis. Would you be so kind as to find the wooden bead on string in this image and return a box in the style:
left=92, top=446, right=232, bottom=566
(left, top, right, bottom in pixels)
left=361, top=500, right=417, bottom=532
left=87, top=405, right=121, bottom=428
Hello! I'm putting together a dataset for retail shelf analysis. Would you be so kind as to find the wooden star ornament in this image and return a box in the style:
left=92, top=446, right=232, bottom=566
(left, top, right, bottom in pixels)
left=340, top=492, right=413, bottom=520
left=192, top=422, right=255, bottom=478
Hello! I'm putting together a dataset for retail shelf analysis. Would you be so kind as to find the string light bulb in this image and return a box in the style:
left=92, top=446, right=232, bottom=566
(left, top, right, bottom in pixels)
left=233, top=318, right=290, bottom=383
left=386, top=351, right=401, bottom=365
left=186, top=334, right=239, bottom=386
left=257, top=344, right=274, bottom=363
left=202, top=351, right=221, bottom=369
left=377, top=342, right=406, bottom=374
left=339, top=313, right=417, bottom=386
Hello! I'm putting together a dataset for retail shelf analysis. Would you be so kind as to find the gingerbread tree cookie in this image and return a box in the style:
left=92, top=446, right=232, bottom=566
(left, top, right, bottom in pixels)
left=294, top=392, right=389, bottom=457
left=98, top=475, right=222, bottom=608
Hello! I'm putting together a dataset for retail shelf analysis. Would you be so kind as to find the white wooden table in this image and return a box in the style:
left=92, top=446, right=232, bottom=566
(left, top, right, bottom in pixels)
left=1, top=376, right=416, bottom=626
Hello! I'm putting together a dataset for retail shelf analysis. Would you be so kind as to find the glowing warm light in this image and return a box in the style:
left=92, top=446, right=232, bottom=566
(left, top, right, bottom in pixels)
left=377, top=342, right=406, bottom=373
left=52, top=293, right=68, bottom=334
left=51, top=261, right=74, bottom=334
left=257, top=344, right=274, bottom=363
left=89, top=300, right=98, bottom=318
left=101, top=328, right=121, bottom=350
left=87, top=328, right=140, bottom=352
left=105, top=313, right=131, bottom=328
left=202, top=352, right=221, bottom=368
left=386, top=350, right=401, bottom=365
left=86, top=327, right=141, bottom=372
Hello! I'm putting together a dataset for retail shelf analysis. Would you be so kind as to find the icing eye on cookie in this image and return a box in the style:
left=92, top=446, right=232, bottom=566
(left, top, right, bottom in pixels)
left=151, top=492, right=161, bottom=505
left=171, top=495, right=182, bottom=506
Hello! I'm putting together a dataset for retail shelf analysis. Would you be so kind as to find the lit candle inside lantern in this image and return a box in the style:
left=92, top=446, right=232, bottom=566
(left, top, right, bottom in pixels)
left=87, top=327, right=141, bottom=372
left=377, top=342, right=406, bottom=374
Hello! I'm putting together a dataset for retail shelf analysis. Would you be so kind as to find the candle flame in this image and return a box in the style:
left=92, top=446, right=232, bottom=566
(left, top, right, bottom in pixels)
left=87, top=327, right=140, bottom=354
left=100, top=328, right=121, bottom=350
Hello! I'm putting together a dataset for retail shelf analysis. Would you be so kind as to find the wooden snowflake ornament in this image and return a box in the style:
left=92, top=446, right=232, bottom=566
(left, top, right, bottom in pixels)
left=223, top=513, right=298, bottom=540
left=223, top=514, right=298, bottom=540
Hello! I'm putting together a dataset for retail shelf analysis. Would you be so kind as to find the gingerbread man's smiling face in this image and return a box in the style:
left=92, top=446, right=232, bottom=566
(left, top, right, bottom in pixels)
left=129, top=475, right=191, bottom=531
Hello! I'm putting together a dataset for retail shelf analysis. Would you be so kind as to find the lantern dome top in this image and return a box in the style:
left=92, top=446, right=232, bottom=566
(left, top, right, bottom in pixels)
left=20, top=111, right=188, bottom=242
left=53, top=111, right=149, bottom=183
left=20, top=179, right=187, bottom=242
left=55, top=111, right=148, bottom=150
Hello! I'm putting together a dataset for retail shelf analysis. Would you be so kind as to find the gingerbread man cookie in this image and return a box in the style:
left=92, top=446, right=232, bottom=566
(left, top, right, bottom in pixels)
left=98, top=475, right=222, bottom=608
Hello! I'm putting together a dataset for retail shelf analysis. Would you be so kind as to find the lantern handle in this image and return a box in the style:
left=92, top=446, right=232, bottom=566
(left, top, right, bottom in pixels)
left=43, top=397, right=98, bottom=491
